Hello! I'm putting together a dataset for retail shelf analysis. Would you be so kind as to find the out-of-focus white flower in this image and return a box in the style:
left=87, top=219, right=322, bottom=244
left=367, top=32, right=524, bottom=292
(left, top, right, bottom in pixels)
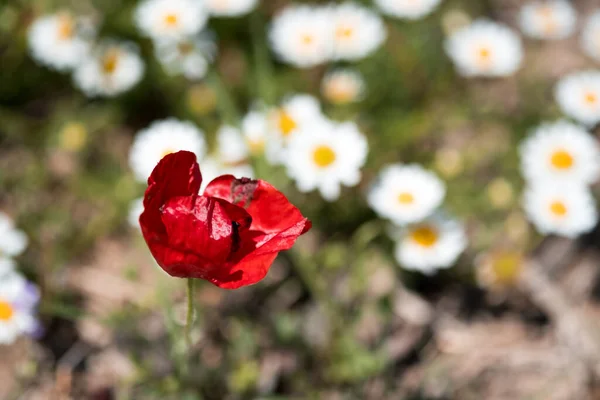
left=28, top=12, right=91, bottom=71
left=555, top=71, right=600, bottom=127
left=331, top=3, right=386, bottom=61
left=199, top=157, right=254, bottom=193
left=134, top=0, right=208, bottom=41
left=129, top=118, right=206, bottom=182
left=283, top=120, right=368, bottom=201
left=321, top=69, right=365, bottom=105
left=205, top=0, right=258, bottom=17
left=581, top=11, right=600, bottom=62
left=393, top=214, right=467, bottom=274
left=128, top=197, right=144, bottom=229
left=523, top=183, right=598, bottom=238
left=0, top=258, right=16, bottom=278
left=241, top=110, right=268, bottom=155
left=445, top=19, right=523, bottom=77
left=368, top=164, right=446, bottom=225
left=475, top=250, right=523, bottom=290
left=266, top=95, right=325, bottom=164
left=0, top=213, right=28, bottom=259
left=519, top=1, right=576, bottom=40
left=0, top=271, right=40, bottom=345
left=216, top=125, right=249, bottom=165
left=154, top=32, right=216, bottom=80
left=520, top=120, right=600, bottom=185
left=269, top=5, right=333, bottom=68
left=375, top=0, right=442, bottom=20
left=73, top=41, right=144, bottom=97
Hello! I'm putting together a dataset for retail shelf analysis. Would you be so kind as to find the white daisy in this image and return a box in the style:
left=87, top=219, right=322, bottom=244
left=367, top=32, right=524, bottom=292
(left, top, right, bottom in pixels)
left=581, top=11, right=600, bottom=62
left=134, top=0, right=208, bottom=41
left=283, top=120, right=368, bottom=201
left=129, top=118, right=206, bottom=182
left=523, top=183, right=598, bottom=238
left=0, top=271, right=39, bottom=345
left=205, top=0, right=258, bottom=17
left=199, top=157, right=254, bottom=193
left=73, top=41, right=144, bottom=97
left=519, top=1, right=577, bottom=40
left=393, top=214, right=467, bottom=274
left=215, top=125, right=249, bottom=165
left=555, top=71, right=600, bottom=127
left=27, top=12, right=91, bottom=71
left=269, top=5, right=333, bottom=68
left=0, top=212, right=28, bottom=259
left=444, top=19, right=523, bottom=77
left=154, top=32, right=216, bottom=80
left=266, top=94, right=325, bottom=164
left=128, top=197, right=144, bottom=229
left=241, top=110, right=268, bottom=155
left=367, top=164, right=446, bottom=226
left=520, top=120, right=600, bottom=185
left=331, top=3, right=386, bottom=61
left=375, top=0, right=442, bottom=20
left=321, top=69, right=365, bottom=105
left=0, top=258, right=16, bottom=277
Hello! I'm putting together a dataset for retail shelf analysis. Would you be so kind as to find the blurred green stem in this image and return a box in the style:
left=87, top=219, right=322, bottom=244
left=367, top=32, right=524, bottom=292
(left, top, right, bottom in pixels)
left=250, top=10, right=276, bottom=105
left=185, top=278, right=195, bottom=348
left=207, top=70, right=240, bottom=124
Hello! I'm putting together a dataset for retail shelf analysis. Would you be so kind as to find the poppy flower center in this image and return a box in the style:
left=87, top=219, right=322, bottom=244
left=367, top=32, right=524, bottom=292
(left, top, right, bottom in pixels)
left=410, top=225, right=438, bottom=248
left=278, top=110, right=297, bottom=136
left=584, top=92, right=598, bottom=106
left=312, top=145, right=336, bottom=168
left=550, top=149, right=573, bottom=169
left=549, top=201, right=567, bottom=217
left=57, top=15, right=75, bottom=40
left=336, top=26, right=354, bottom=40
left=164, top=13, right=179, bottom=27
left=102, top=49, right=120, bottom=75
left=0, top=299, right=14, bottom=321
left=491, top=252, right=522, bottom=285
left=397, top=192, right=414, bottom=205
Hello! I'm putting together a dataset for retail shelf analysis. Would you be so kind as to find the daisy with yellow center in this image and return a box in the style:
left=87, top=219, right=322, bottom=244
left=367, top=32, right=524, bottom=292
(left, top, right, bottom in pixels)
left=330, top=3, right=386, bottom=61
left=519, top=1, right=576, bottom=40
left=154, top=32, right=216, bottom=80
left=519, top=120, right=600, bottom=185
left=445, top=19, right=523, bottom=77
left=321, top=69, right=365, bottom=105
left=476, top=250, right=524, bottom=290
left=0, top=271, right=40, bottom=345
left=368, top=164, right=446, bottom=225
left=134, top=0, right=208, bottom=40
left=394, top=214, right=467, bottom=274
left=283, top=120, right=368, bottom=201
left=523, top=184, right=597, bottom=238
left=555, top=71, right=600, bottom=127
left=242, top=110, right=268, bottom=155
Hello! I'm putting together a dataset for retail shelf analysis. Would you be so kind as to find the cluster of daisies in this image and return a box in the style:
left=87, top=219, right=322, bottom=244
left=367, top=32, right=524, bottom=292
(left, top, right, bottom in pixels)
left=0, top=213, right=39, bottom=345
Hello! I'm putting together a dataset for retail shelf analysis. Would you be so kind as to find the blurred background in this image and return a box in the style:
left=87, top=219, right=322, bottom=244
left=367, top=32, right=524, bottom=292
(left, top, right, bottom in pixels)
left=2, top=0, right=600, bottom=399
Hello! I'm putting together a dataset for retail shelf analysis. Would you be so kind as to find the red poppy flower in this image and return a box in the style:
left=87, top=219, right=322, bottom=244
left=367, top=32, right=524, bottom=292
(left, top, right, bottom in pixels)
left=139, top=151, right=311, bottom=289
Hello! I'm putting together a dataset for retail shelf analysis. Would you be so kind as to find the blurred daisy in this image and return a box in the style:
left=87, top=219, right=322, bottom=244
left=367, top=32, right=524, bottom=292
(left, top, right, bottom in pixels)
left=129, top=118, right=206, bottom=182
left=520, top=120, right=600, bottom=185
left=367, top=164, right=446, bottom=225
left=519, top=1, right=576, bottom=40
left=0, top=212, right=28, bottom=259
left=215, top=125, right=249, bottom=165
left=199, top=157, right=254, bottom=193
left=269, top=5, right=333, bottom=68
left=555, top=71, right=600, bottom=127
left=134, top=0, right=208, bottom=41
left=73, top=41, right=144, bottom=97
left=266, top=95, right=325, bottom=164
left=523, top=184, right=598, bottom=238
left=476, top=250, right=523, bottom=290
left=581, top=11, right=600, bottom=62
left=445, top=19, right=523, bottom=77
left=375, top=0, right=442, bottom=20
left=321, top=69, right=365, bottom=105
left=0, top=258, right=15, bottom=277
left=154, top=32, right=216, bottom=80
left=0, top=271, right=40, bottom=345
left=393, top=214, right=467, bottom=274
left=128, top=197, right=144, bottom=229
left=205, top=0, right=257, bottom=17
left=28, top=12, right=91, bottom=71
left=284, top=120, right=368, bottom=201
left=241, top=110, right=268, bottom=155
left=331, top=3, right=386, bottom=61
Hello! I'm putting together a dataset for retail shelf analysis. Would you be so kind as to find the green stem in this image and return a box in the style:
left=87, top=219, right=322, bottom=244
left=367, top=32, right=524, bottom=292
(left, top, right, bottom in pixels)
left=250, top=10, right=276, bottom=105
left=207, top=69, right=241, bottom=125
left=185, top=278, right=195, bottom=348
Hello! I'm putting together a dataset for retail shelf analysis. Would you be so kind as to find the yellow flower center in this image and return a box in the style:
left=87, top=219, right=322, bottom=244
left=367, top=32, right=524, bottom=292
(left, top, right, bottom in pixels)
left=102, top=49, right=120, bottom=75
left=164, top=13, right=179, bottom=27
left=491, top=252, right=522, bottom=285
left=336, top=26, right=354, bottom=40
left=312, top=145, right=336, bottom=168
left=476, top=46, right=492, bottom=67
left=301, top=34, right=314, bottom=45
left=57, top=14, right=75, bottom=40
left=549, top=201, right=567, bottom=217
left=410, top=225, right=438, bottom=248
left=324, top=79, right=356, bottom=104
left=537, top=6, right=557, bottom=33
left=247, top=138, right=265, bottom=153
left=550, top=149, right=573, bottom=170
left=585, top=92, right=598, bottom=106
left=397, top=192, right=414, bottom=205
left=278, top=110, right=297, bottom=137
left=0, top=299, right=14, bottom=322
